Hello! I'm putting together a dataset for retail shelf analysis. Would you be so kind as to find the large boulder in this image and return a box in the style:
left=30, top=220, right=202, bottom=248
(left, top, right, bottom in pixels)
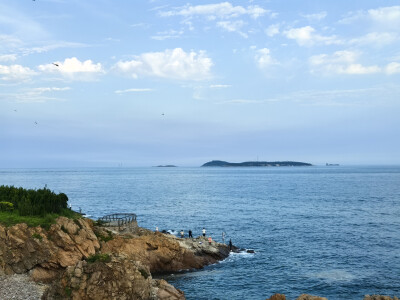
left=101, top=233, right=230, bottom=274
left=0, top=217, right=100, bottom=280
left=42, top=255, right=183, bottom=300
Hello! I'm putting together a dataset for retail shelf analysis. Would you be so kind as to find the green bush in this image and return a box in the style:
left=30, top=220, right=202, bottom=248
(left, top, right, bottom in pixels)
left=86, top=253, right=111, bottom=264
left=0, top=185, right=68, bottom=216
left=0, top=201, right=14, bottom=212
left=32, top=233, right=43, bottom=241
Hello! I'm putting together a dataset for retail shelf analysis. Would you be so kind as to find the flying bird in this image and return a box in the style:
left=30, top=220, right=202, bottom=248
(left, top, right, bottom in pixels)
left=52, top=62, right=59, bottom=67
left=34, top=121, right=38, bottom=125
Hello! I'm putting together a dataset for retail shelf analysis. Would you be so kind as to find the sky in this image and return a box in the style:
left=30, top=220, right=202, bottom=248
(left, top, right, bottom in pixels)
left=1, top=0, right=400, bottom=167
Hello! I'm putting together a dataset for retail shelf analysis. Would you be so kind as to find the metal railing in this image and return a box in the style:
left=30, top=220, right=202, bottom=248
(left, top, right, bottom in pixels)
left=99, top=213, right=137, bottom=231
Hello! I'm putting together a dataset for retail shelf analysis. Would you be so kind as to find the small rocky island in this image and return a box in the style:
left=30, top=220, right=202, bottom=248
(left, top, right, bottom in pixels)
left=202, top=160, right=312, bottom=167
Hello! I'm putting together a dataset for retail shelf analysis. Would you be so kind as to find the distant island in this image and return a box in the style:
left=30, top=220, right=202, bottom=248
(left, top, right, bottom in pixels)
left=155, top=165, right=177, bottom=167
left=202, top=160, right=312, bottom=167
left=326, top=163, right=339, bottom=166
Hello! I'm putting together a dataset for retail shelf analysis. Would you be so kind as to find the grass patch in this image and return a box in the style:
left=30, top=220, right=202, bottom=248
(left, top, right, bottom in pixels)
left=139, top=268, right=149, bottom=279
left=64, top=287, right=72, bottom=297
left=86, top=253, right=111, bottom=264
left=32, top=233, right=43, bottom=241
left=0, top=209, right=82, bottom=229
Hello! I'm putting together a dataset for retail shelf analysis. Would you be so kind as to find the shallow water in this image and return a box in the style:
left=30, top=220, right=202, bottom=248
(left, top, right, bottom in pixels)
left=1, top=166, right=400, bottom=299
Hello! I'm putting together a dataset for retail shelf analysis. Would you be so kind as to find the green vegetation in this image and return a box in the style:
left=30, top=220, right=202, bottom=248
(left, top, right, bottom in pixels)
left=139, top=268, right=149, bottom=279
left=64, top=287, right=72, bottom=297
left=96, top=232, right=114, bottom=242
left=0, top=201, right=14, bottom=212
left=0, top=185, right=68, bottom=216
left=86, top=253, right=111, bottom=264
left=0, top=186, right=81, bottom=228
left=32, top=233, right=43, bottom=241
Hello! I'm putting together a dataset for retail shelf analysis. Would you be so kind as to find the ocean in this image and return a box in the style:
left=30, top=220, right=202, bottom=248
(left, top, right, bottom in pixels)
left=1, top=166, right=400, bottom=300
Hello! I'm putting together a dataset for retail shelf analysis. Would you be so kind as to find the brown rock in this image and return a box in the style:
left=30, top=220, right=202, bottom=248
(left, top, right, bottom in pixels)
left=267, top=293, right=286, bottom=300
left=155, top=279, right=185, bottom=300
left=0, top=217, right=100, bottom=279
left=101, top=234, right=229, bottom=274
left=30, top=266, right=60, bottom=283
left=364, top=296, right=399, bottom=300
left=297, top=295, right=328, bottom=300
left=42, top=255, right=156, bottom=300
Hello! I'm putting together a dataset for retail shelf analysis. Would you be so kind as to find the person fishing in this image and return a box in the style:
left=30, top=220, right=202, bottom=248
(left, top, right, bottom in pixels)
left=180, top=230, right=184, bottom=238
left=202, top=227, right=206, bottom=237
left=222, top=231, right=226, bottom=244
left=229, top=239, right=233, bottom=251
left=188, top=229, right=193, bottom=238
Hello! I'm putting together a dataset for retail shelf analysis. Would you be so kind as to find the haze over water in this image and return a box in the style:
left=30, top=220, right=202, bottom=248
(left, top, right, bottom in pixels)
left=1, top=165, right=400, bottom=299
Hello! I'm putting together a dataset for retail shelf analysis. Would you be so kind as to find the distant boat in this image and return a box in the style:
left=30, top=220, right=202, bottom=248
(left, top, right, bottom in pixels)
left=326, top=163, right=339, bottom=166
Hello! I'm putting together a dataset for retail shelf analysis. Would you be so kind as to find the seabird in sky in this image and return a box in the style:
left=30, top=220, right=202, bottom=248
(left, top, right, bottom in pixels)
left=52, top=62, right=59, bottom=67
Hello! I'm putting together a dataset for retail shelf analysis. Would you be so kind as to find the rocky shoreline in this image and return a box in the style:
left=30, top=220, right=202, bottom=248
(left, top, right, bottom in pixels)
left=0, top=217, right=231, bottom=299
left=0, top=217, right=399, bottom=300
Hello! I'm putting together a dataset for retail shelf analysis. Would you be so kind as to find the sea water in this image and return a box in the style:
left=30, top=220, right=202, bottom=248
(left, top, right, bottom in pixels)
left=1, top=166, right=400, bottom=300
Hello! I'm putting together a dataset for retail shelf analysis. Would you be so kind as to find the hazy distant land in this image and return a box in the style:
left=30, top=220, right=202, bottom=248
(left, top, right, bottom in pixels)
left=201, top=160, right=312, bottom=167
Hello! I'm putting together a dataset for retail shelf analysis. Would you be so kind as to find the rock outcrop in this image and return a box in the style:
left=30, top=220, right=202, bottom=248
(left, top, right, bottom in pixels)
left=101, top=232, right=230, bottom=274
left=0, top=217, right=99, bottom=281
left=364, top=296, right=399, bottom=300
left=0, top=218, right=230, bottom=299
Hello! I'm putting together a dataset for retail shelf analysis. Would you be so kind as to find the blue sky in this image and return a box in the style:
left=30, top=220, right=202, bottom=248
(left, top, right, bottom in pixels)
left=1, top=0, right=400, bottom=167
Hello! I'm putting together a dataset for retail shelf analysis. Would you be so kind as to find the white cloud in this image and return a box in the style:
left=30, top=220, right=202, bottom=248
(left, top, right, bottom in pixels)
left=309, top=51, right=381, bottom=75
left=385, top=62, right=400, bottom=75
left=265, top=24, right=279, bottom=37
left=284, top=26, right=341, bottom=46
left=1, top=86, right=70, bottom=103
left=368, top=6, right=400, bottom=28
left=151, top=29, right=184, bottom=40
left=0, top=64, right=37, bottom=81
left=0, top=54, right=17, bottom=62
left=340, top=6, right=400, bottom=29
left=115, top=88, right=153, bottom=94
left=254, top=48, right=276, bottom=68
left=349, top=32, right=399, bottom=47
left=210, top=84, right=231, bottom=88
left=217, top=20, right=247, bottom=37
left=114, top=48, right=213, bottom=81
left=38, top=57, right=104, bottom=80
left=160, top=2, right=271, bottom=19
left=301, top=11, right=327, bottom=21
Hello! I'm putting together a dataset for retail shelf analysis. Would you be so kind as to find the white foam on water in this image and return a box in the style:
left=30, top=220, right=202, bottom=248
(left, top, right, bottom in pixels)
left=312, top=269, right=356, bottom=282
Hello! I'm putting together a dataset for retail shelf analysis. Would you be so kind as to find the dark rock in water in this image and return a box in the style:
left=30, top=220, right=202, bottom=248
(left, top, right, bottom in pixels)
left=246, top=249, right=255, bottom=253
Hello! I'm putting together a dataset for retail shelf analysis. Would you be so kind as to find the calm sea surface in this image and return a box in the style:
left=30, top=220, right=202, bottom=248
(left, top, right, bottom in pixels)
left=1, top=166, right=400, bottom=300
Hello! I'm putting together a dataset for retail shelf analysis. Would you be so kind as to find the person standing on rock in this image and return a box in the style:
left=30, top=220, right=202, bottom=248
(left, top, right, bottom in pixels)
left=180, top=230, right=184, bottom=238
left=202, top=227, right=206, bottom=237
left=222, top=232, right=226, bottom=244
left=155, top=226, right=158, bottom=232
left=188, top=230, right=193, bottom=238
left=229, top=239, right=233, bottom=251
left=208, top=237, right=212, bottom=245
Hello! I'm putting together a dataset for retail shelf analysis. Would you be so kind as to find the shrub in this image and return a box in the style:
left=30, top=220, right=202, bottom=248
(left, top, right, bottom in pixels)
left=0, top=185, right=68, bottom=216
left=139, top=268, right=149, bottom=279
left=0, top=202, right=14, bottom=212
left=32, top=233, right=43, bottom=241
left=86, top=253, right=111, bottom=263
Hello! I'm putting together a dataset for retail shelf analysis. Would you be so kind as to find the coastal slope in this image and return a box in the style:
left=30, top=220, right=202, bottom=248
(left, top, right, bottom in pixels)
left=0, top=217, right=230, bottom=300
